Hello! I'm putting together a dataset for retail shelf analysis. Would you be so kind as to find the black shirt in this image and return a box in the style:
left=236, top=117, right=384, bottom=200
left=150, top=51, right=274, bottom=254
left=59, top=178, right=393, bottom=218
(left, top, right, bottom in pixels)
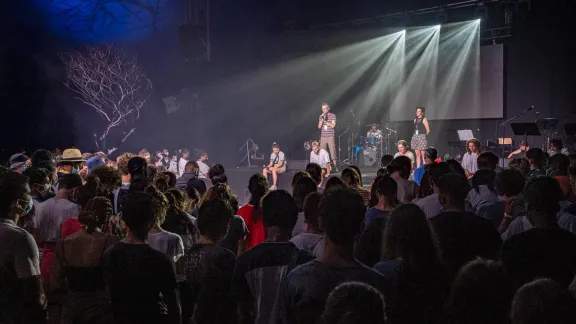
left=501, top=227, right=576, bottom=288
left=271, top=260, right=388, bottom=324
left=102, top=242, right=178, bottom=324
left=355, top=215, right=390, bottom=267
left=232, top=242, right=314, bottom=324
left=429, top=211, right=502, bottom=276
left=184, top=243, right=236, bottom=324
left=218, top=215, right=248, bottom=255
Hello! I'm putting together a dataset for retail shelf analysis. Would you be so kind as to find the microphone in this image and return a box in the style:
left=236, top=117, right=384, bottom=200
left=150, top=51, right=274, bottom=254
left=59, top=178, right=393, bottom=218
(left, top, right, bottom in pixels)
left=534, top=111, right=539, bottom=123
left=526, top=106, right=534, bottom=112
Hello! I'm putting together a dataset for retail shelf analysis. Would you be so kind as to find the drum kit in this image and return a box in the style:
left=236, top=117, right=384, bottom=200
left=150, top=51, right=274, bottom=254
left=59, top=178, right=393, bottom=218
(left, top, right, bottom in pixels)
left=352, top=124, right=395, bottom=167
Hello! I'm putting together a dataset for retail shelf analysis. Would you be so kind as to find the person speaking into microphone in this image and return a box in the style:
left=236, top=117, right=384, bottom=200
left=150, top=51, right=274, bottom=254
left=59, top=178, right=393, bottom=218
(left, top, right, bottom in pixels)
left=318, top=102, right=337, bottom=170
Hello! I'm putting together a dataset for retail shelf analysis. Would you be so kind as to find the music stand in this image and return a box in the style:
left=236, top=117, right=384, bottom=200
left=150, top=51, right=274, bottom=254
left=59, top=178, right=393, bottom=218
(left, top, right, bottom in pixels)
left=511, top=123, right=541, bottom=147
left=565, top=123, right=576, bottom=137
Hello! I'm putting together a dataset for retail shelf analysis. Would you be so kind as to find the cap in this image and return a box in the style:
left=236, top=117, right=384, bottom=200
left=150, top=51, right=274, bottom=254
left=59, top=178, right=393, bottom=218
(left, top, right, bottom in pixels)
left=9, top=153, right=28, bottom=169
left=86, top=156, right=106, bottom=173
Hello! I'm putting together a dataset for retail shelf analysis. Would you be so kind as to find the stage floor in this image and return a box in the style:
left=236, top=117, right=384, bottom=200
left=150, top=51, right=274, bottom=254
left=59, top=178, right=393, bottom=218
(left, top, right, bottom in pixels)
left=227, top=166, right=378, bottom=205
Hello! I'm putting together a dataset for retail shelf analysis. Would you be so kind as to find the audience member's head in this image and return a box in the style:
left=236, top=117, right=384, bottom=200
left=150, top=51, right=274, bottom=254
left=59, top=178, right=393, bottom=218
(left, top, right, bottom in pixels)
left=31, top=149, right=54, bottom=168
left=348, top=165, right=363, bottom=186
left=247, top=173, right=268, bottom=222
left=375, top=175, right=398, bottom=207
left=261, top=190, right=299, bottom=233
left=509, top=158, right=531, bottom=178
left=185, top=187, right=201, bottom=211
left=429, top=162, right=453, bottom=192
left=383, top=203, right=441, bottom=269
left=186, top=177, right=206, bottom=198
left=369, top=175, right=385, bottom=207
left=340, top=167, right=362, bottom=188
left=526, top=148, right=546, bottom=170
left=78, top=196, right=113, bottom=233
left=89, top=166, right=122, bottom=196
left=22, top=167, right=50, bottom=198
left=437, top=173, right=471, bottom=211
left=146, top=165, right=157, bottom=183
left=417, top=165, right=435, bottom=198
left=127, top=157, right=149, bottom=192
left=116, top=152, right=136, bottom=176
left=305, top=163, right=323, bottom=186
left=511, top=278, right=576, bottom=324
left=144, top=185, right=169, bottom=226
left=324, top=177, right=347, bottom=193
left=197, top=198, right=233, bottom=240
left=322, top=282, right=387, bottom=324
left=154, top=171, right=177, bottom=192
left=293, top=177, right=318, bottom=211
left=471, top=169, right=496, bottom=193
left=549, top=138, right=564, bottom=152
left=386, top=156, right=411, bottom=179
left=523, top=176, right=562, bottom=227
left=58, top=174, right=83, bottom=194
left=208, top=164, right=227, bottom=185
left=303, top=192, right=323, bottom=233
left=291, top=171, right=311, bottom=189
left=494, top=169, right=525, bottom=198
left=0, top=172, right=31, bottom=220
left=380, top=154, right=394, bottom=168
left=121, top=192, right=156, bottom=241
left=446, top=259, right=513, bottom=324
left=477, top=152, right=499, bottom=171
left=318, top=188, right=366, bottom=245
left=376, top=168, right=388, bottom=177
left=424, top=148, right=438, bottom=164
left=184, top=161, right=199, bottom=176
left=547, top=153, right=570, bottom=176
left=445, top=159, right=466, bottom=178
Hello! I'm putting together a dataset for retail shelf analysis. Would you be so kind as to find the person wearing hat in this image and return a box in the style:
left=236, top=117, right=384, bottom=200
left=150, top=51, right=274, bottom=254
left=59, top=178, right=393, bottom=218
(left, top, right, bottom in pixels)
left=9, top=153, right=28, bottom=174
left=54, top=149, right=85, bottom=191
left=86, top=156, right=107, bottom=174
left=413, top=147, right=438, bottom=186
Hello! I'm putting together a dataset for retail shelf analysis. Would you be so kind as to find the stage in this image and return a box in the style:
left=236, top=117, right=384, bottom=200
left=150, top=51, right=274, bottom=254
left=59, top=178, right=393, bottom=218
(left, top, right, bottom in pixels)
left=227, top=166, right=378, bottom=205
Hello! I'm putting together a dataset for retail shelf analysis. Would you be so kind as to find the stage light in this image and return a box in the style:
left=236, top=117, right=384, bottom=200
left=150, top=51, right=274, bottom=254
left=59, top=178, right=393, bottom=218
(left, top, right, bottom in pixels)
left=435, top=25, right=441, bottom=29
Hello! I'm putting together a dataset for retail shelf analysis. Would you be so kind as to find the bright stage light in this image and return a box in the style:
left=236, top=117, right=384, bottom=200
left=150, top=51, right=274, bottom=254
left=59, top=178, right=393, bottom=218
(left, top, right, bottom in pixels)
left=435, top=25, right=441, bottom=29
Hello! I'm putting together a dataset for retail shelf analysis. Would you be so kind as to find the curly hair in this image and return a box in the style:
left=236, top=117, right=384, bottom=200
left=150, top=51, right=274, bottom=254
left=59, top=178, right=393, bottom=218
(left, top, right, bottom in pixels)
left=89, top=165, right=121, bottom=196
left=465, top=138, right=482, bottom=154
left=154, top=171, right=177, bottom=192
left=116, top=152, right=136, bottom=176
left=78, top=196, right=113, bottom=233
left=144, top=185, right=169, bottom=225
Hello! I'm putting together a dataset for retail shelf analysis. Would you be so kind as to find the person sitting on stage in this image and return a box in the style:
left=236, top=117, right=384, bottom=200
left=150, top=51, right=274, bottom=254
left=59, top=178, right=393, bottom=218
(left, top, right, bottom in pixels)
left=310, top=141, right=331, bottom=178
left=548, top=138, right=570, bottom=157
left=462, top=139, right=481, bottom=179
left=507, top=140, right=530, bottom=159
left=394, top=140, right=415, bottom=169
left=263, top=143, right=286, bottom=191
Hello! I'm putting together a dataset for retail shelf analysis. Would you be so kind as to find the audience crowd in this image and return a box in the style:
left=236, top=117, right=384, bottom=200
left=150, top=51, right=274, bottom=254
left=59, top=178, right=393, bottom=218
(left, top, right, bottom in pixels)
left=2, top=144, right=576, bottom=324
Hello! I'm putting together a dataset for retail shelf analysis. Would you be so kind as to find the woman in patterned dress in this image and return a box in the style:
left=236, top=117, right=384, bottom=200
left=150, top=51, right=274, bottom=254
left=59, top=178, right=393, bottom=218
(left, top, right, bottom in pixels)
left=411, top=107, right=430, bottom=168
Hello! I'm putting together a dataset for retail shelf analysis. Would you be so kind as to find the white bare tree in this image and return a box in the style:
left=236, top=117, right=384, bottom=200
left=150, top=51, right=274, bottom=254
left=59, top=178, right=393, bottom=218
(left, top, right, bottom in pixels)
left=60, top=45, right=152, bottom=154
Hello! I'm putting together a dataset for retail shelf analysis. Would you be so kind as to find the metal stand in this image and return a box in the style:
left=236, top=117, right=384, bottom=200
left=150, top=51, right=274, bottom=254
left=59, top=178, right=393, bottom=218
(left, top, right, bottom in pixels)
left=238, top=138, right=255, bottom=167
left=338, top=125, right=350, bottom=165
left=497, top=106, right=533, bottom=167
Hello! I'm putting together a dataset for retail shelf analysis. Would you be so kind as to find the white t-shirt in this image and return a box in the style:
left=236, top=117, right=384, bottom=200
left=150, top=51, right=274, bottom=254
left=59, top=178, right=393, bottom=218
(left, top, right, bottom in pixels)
left=147, top=230, right=185, bottom=263
left=462, top=152, right=479, bottom=174
left=35, top=198, right=80, bottom=243
left=310, top=149, right=330, bottom=168
left=197, top=160, right=210, bottom=179
left=178, top=158, right=188, bottom=177
left=270, top=152, right=286, bottom=167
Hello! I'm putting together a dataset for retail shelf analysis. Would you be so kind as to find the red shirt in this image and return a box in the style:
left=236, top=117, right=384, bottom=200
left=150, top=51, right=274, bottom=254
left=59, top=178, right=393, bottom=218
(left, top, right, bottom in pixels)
left=237, top=204, right=266, bottom=250
left=61, top=217, right=83, bottom=238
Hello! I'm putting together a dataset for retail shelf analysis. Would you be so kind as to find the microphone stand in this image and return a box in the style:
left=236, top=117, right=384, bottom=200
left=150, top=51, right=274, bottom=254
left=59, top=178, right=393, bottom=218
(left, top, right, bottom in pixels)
left=497, top=106, right=533, bottom=167
left=338, top=125, right=350, bottom=165
left=238, top=138, right=255, bottom=167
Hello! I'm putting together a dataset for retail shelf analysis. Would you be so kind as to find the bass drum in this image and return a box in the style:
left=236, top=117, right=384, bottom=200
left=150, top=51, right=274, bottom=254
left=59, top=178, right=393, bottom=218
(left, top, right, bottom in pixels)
left=362, top=146, right=378, bottom=167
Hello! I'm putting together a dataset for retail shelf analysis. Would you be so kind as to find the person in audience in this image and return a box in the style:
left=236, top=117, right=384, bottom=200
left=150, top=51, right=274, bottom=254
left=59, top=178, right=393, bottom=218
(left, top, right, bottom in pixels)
left=178, top=148, right=190, bottom=177
left=526, top=148, right=547, bottom=177
left=184, top=198, right=237, bottom=324
left=413, top=164, right=434, bottom=201
left=112, top=152, right=135, bottom=214
left=511, top=278, right=576, bottom=324
left=414, top=162, right=452, bottom=218
left=51, top=196, right=117, bottom=324
left=394, top=140, right=415, bottom=169
left=548, top=138, right=570, bottom=157
left=263, top=143, right=286, bottom=190
left=167, top=152, right=179, bottom=174
left=508, top=140, right=530, bottom=159
left=305, top=163, right=324, bottom=189
left=23, top=167, right=51, bottom=209
left=145, top=186, right=185, bottom=263
left=477, top=151, right=500, bottom=172
left=365, top=175, right=397, bottom=225
left=9, top=153, right=29, bottom=174
left=374, top=203, right=447, bottom=324
left=386, top=156, right=418, bottom=203
left=414, top=147, right=438, bottom=185
left=467, top=169, right=499, bottom=212
left=103, top=192, right=180, bottom=324
left=509, top=158, right=531, bottom=178
left=186, top=185, right=202, bottom=217
left=429, top=173, right=501, bottom=277
left=55, top=149, right=84, bottom=185
left=154, top=171, right=177, bottom=192
left=60, top=174, right=103, bottom=238
left=35, top=173, right=82, bottom=284
left=162, top=188, right=197, bottom=252
left=233, top=190, right=314, bottom=324
left=237, top=174, right=269, bottom=249
left=445, top=159, right=466, bottom=178
left=127, top=156, right=150, bottom=193
left=476, top=169, right=526, bottom=230
left=31, top=149, right=55, bottom=167
left=138, top=149, right=151, bottom=164
left=292, top=177, right=319, bottom=237
left=89, top=165, right=122, bottom=200
left=380, top=154, right=394, bottom=170
left=176, top=161, right=200, bottom=189
left=291, top=192, right=324, bottom=257
left=291, top=171, right=311, bottom=190
left=201, top=183, right=248, bottom=255
left=501, top=176, right=576, bottom=289
left=348, top=165, right=364, bottom=186
left=548, top=153, right=575, bottom=202
left=0, top=172, right=47, bottom=323
left=340, top=167, right=371, bottom=205
left=208, top=163, right=228, bottom=185
left=197, top=152, right=210, bottom=179
left=324, top=176, right=347, bottom=192
left=445, top=259, right=513, bottom=324
left=322, top=282, right=387, bottom=324
left=85, top=156, right=106, bottom=175
left=272, top=188, right=387, bottom=324
left=368, top=175, right=385, bottom=207
left=462, top=138, right=481, bottom=179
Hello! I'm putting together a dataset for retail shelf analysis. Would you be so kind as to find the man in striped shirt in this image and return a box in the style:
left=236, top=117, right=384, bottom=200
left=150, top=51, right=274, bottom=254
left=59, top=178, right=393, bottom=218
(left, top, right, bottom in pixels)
left=317, top=102, right=337, bottom=170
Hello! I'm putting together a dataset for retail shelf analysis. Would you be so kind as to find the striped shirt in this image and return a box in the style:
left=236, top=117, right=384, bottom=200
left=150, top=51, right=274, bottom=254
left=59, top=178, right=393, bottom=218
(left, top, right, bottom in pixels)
left=320, top=113, right=336, bottom=137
